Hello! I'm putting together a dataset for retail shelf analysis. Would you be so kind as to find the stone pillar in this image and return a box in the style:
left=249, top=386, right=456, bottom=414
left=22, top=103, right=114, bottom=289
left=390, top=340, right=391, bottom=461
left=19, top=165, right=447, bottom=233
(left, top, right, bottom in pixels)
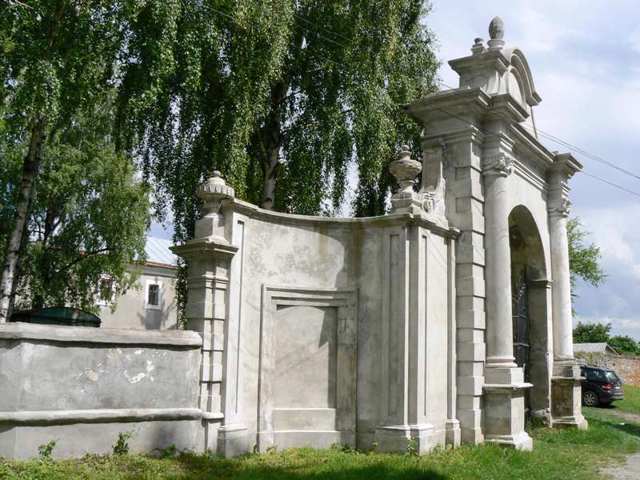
left=548, top=154, right=587, bottom=429
left=482, top=148, right=532, bottom=450
left=172, top=172, right=240, bottom=453
left=483, top=154, right=515, bottom=369
left=375, top=147, right=455, bottom=454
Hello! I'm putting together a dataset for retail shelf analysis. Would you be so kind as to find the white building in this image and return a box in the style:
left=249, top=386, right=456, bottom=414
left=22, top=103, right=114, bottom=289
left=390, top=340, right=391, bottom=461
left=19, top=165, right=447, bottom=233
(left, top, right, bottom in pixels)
left=98, top=237, right=178, bottom=330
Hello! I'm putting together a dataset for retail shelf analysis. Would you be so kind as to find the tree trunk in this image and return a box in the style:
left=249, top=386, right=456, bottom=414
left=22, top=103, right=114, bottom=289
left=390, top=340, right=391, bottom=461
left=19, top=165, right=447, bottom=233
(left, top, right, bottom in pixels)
left=0, top=118, right=46, bottom=322
left=260, top=81, right=287, bottom=210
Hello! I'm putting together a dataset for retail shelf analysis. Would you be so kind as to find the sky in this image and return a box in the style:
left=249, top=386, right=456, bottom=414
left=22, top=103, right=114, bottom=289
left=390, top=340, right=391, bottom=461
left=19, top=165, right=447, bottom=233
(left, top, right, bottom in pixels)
left=428, top=0, right=640, bottom=337
left=152, top=1, right=640, bottom=339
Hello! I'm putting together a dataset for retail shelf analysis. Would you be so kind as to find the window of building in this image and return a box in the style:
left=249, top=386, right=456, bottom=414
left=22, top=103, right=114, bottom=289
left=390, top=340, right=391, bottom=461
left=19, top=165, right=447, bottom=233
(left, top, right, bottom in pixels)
left=145, top=280, right=162, bottom=310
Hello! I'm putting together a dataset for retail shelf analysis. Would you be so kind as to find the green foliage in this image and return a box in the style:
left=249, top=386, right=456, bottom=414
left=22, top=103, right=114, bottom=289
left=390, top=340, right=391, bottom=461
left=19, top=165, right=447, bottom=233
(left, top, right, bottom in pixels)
left=0, top=2, right=149, bottom=313
left=115, top=0, right=439, bottom=244
left=37, top=440, right=56, bottom=462
left=609, top=335, right=640, bottom=355
left=573, top=321, right=612, bottom=343
left=405, top=436, right=418, bottom=456
left=615, top=383, right=640, bottom=414
left=568, top=218, right=605, bottom=290
left=113, top=431, right=134, bottom=456
left=2, top=412, right=640, bottom=479
left=573, top=322, right=640, bottom=355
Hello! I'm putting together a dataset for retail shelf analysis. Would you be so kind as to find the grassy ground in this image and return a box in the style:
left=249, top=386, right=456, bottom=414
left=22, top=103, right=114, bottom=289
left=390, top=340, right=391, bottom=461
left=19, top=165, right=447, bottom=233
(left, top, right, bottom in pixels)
left=2, top=410, right=640, bottom=480
left=615, top=384, right=640, bottom=415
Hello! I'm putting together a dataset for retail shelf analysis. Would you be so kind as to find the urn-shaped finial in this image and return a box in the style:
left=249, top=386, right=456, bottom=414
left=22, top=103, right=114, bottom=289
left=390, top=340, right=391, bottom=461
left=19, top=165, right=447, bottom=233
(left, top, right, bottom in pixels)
left=487, top=16, right=505, bottom=49
left=197, top=170, right=235, bottom=214
left=389, top=145, right=422, bottom=194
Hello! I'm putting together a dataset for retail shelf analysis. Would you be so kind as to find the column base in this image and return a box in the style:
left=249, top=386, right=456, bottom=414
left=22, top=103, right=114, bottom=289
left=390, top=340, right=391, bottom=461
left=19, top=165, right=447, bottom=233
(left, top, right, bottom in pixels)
left=485, top=431, right=533, bottom=450
left=552, top=361, right=588, bottom=430
left=483, top=365, right=533, bottom=451
left=217, top=424, right=250, bottom=457
left=445, top=419, right=461, bottom=447
left=374, top=424, right=442, bottom=454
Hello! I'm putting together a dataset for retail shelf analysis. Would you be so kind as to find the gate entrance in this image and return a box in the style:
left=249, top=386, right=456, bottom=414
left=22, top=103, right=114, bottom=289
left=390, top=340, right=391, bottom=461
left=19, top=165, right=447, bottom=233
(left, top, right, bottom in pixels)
left=512, top=270, right=530, bottom=381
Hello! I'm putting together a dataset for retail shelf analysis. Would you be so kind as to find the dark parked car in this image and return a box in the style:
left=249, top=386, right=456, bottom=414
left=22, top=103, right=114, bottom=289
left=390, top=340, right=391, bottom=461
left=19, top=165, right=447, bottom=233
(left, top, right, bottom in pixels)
left=580, top=365, right=624, bottom=407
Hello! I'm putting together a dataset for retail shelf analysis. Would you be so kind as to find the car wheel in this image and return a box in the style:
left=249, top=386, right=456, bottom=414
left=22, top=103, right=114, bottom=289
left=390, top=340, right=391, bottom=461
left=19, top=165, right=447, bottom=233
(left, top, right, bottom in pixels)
left=583, top=390, right=599, bottom=407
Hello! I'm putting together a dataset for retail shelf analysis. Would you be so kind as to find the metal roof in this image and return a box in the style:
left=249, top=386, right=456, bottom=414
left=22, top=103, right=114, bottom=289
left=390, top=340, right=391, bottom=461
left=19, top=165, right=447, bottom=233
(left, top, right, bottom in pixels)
left=144, top=237, right=178, bottom=267
left=573, top=343, right=619, bottom=355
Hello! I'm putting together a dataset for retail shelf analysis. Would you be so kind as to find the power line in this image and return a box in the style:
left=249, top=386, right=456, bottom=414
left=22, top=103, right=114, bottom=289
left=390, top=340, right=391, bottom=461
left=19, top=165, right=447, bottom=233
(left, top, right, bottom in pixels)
left=205, top=12, right=640, bottom=199
left=437, top=80, right=640, bottom=182
left=428, top=102, right=640, bottom=199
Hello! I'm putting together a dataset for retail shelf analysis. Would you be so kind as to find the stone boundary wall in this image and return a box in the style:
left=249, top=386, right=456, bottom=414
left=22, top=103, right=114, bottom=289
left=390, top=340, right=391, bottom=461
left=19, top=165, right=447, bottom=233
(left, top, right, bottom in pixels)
left=575, top=351, right=640, bottom=386
left=0, top=322, right=203, bottom=459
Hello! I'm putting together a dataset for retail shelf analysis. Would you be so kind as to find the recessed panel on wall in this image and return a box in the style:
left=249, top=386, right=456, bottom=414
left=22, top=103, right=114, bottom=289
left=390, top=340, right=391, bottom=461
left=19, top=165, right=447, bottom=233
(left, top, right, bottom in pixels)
left=258, top=286, right=356, bottom=451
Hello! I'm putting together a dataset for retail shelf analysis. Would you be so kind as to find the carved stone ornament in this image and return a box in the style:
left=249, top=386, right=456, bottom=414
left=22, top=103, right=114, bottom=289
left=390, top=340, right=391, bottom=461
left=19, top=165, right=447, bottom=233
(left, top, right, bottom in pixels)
left=487, top=16, right=505, bottom=50
left=482, top=154, right=513, bottom=177
left=197, top=170, right=235, bottom=215
left=548, top=197, right=571, bottom=218
left=389, top=145, right=422, bottom=194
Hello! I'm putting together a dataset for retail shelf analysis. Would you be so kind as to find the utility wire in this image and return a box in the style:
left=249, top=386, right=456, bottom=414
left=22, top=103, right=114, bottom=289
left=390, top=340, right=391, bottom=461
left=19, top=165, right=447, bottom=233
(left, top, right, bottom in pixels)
left=437, top=80, right=640, bottom=182
left=206, top=9, right=640, bottom=200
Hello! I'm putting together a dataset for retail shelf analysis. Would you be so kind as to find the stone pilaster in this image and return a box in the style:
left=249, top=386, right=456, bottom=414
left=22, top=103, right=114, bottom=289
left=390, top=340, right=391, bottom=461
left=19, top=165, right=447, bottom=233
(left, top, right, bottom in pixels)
left=548, top=154, right=587, bottom=429
left=376, top=150, right=446, bottom=454
left=172, top=172, right=241, bottom=453
left=482, top=138, right=532, bottom=450
left=438, top=128, right=487, bottom=446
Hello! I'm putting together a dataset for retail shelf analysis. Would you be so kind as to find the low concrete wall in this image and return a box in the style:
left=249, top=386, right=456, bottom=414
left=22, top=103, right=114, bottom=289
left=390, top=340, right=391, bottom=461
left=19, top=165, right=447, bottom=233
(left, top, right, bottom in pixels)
left=0, top=322, right=202, bottom=459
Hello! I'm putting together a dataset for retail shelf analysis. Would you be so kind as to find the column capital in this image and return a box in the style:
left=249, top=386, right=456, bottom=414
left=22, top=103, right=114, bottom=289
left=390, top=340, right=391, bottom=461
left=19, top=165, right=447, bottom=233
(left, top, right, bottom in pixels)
left=482, top=153, right=513, bottom=177
left=548, top=198, right=571, bottom=218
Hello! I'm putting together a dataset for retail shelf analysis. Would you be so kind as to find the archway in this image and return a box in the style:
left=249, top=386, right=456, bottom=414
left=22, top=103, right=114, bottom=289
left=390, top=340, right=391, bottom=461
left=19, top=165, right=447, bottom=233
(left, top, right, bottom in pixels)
left=509, top=205, right=551, bottom=418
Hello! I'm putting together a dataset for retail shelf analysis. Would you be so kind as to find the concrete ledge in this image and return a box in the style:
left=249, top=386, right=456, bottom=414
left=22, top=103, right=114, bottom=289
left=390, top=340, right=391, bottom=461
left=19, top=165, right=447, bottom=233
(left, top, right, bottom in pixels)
left=483, top=382, right=533, bottom=392
left=0, top=322, right=202, bottom=348
left=0, top=408, right=216, bottom=425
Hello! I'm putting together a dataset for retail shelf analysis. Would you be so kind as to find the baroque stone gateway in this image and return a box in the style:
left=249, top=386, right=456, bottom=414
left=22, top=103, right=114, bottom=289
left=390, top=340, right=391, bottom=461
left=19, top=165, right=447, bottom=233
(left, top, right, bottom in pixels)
left=0, top=18, right=586, bottom=458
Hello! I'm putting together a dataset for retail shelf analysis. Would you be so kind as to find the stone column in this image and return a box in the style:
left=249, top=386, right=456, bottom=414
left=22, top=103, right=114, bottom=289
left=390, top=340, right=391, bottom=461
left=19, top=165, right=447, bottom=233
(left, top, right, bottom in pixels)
left=172, top=172, right=239, bottom=453
left=548, top=154, right=587, bottom=429
left=483, top=154, right=516, bottom=369
left=482, top=150, right=532, bottom=450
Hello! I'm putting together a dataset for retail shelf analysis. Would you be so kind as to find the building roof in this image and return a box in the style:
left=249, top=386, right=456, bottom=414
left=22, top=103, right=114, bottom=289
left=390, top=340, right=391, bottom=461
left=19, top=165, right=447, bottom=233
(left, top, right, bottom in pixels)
left=573, top=343, right=620, bottom=355
left=144, top=237, right=178, bottom=267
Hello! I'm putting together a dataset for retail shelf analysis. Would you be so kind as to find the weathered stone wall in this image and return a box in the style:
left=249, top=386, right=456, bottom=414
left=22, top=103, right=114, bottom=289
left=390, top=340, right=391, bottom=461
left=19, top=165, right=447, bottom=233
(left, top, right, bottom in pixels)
left=0, top=322, right=202, bottom=459
left=576, top=352, right=640, bottom=386
left=609, top=356, right=640, bottom=386
left=219, top=201, right=455, bottom=454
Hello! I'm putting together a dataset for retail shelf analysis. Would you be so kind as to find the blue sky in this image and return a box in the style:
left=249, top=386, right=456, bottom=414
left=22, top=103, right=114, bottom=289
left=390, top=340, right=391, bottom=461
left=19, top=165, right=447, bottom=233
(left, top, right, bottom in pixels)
left=153, top=1, right=640, bottom=338
left=429, top=1, right=640, bottom=337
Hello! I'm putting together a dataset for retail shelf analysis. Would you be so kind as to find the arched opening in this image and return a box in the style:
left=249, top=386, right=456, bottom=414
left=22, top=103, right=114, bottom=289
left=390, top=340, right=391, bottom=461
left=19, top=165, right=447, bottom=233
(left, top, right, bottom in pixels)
left=509, top=205, right=551, bottom=418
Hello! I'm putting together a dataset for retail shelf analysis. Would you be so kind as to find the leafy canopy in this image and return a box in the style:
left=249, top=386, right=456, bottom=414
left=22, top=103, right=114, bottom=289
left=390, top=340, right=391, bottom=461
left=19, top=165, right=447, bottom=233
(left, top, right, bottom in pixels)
left=0, top=1, right=149, bottom=312
left=568, top=217, right=605, bottom=290
left=573, top=321, right=639, bottom=355
left=115, top=0, right=439, bottom=242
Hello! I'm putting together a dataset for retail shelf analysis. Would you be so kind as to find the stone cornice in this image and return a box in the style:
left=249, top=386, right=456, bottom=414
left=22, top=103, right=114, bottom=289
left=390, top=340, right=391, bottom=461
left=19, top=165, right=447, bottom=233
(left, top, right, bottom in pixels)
left=171, top=238, right=238, bottom=259
left=0, top=322, right=203, bottom=348
left=231, top=199, right=459, bottom=238
left=449, top=49, right=510, bottom=76
left=404, top=87, right=491, bottom=126
left=487, top=94, right=529, bottom=123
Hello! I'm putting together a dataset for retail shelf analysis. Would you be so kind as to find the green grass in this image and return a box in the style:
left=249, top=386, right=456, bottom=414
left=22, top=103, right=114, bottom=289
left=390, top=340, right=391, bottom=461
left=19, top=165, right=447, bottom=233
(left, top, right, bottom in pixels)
left=1, top=413, right=639, bottom=480
left=615, top=384, right=640, bottom=415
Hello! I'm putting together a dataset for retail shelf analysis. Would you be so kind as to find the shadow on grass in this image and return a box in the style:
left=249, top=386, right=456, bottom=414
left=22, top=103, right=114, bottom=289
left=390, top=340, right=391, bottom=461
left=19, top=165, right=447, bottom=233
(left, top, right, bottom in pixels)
left=173, top=452, right=449, bottom=480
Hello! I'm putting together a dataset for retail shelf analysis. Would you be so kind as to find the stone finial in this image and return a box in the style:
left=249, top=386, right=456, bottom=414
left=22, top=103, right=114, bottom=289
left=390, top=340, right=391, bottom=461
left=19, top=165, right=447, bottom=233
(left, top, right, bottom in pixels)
left=389, top=145, right=422, bottom=194
left=488, top=16, right=505, bottom=50
left=197, top=170, right=235, bottom=215
left=471, top=37, right=485, bottom=55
